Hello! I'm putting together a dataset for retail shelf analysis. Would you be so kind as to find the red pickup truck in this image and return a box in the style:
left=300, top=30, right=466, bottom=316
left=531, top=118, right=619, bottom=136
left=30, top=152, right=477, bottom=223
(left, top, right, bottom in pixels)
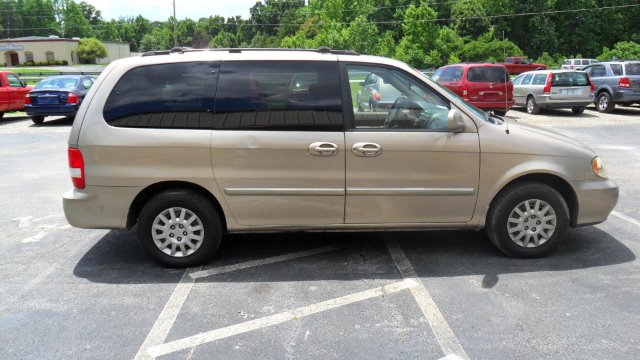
left=0, top=71, right=32, bottom=118
left=501, top=57, right=547, bottom=75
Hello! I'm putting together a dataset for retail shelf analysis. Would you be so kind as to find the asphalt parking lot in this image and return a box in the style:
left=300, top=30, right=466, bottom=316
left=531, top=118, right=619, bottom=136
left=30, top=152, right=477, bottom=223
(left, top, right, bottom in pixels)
left=1, top=106, right=639, bottom=359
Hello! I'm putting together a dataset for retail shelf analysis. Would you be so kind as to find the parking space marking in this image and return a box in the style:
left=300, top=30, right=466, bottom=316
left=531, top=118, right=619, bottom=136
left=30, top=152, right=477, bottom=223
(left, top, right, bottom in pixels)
left=134, top=267, right=202, bottom=360
left=385, top=239, right=469, bottom=360
left=611, top=210, right=640, bottom=228
left=189, top=245, right=340, bottom=279
left=147, top=279, right=418, bottom=357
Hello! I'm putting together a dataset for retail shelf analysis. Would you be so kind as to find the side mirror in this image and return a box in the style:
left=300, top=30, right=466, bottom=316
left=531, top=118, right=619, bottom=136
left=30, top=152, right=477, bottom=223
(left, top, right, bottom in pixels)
left=447, top=109, right=465, bottom=132
left=21, top=80, right=27, bottom=87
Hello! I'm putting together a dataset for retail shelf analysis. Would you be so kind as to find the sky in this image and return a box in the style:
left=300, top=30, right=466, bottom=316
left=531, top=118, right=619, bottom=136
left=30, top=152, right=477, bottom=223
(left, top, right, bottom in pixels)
left=83, top=0, right=259, bottom=21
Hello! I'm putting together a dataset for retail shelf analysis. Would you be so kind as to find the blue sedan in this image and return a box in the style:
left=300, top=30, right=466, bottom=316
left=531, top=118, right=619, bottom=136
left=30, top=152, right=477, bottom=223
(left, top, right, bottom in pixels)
left=25, top=75, right=95, bottom=125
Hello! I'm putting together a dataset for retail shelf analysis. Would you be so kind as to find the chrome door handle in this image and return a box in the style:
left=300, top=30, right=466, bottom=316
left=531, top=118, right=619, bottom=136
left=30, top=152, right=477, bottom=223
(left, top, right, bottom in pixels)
left=308, top=142, right=339, bottom=156
left=352, top=142, right=382, bottom=157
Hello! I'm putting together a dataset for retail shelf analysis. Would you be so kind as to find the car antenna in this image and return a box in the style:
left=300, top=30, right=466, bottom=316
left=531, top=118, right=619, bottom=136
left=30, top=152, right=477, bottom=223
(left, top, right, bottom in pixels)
left=502, top=31, right=510, bottom=134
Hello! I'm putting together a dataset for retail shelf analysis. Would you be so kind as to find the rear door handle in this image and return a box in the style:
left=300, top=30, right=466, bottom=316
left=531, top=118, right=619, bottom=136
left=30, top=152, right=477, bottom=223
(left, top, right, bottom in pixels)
left=308, top=142, right=339, bottom=157
left=352, top=142, right=382, bottom=157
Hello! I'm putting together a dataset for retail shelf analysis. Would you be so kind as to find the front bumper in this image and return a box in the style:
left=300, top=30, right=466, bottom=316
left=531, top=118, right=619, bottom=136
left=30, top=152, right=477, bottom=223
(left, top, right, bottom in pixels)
left=573, top=178, right=619, bottom=226
left=63, top=186, right=141, bottom=229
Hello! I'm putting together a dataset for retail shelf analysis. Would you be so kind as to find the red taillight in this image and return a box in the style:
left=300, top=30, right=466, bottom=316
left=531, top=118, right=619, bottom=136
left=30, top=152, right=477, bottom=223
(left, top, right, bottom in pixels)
left=570, top=65, right=574, bottom=69
left=67, top=92, right=79, bottom=104
left=543, top=72, right=554, bottom=94
left=24, top=94, right=31, bottom=105
left=461, top=86, right=468, bottom=100
left=68, top=147, right=85, bottom=189
left=373, top=91, right=381, bottom=101
left=619, top=77, right=631, bottom=88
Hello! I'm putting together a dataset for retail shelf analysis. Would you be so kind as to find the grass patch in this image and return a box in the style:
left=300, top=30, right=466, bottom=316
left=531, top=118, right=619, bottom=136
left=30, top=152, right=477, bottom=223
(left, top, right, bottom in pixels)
left=0, top=68, right=61, bottom=74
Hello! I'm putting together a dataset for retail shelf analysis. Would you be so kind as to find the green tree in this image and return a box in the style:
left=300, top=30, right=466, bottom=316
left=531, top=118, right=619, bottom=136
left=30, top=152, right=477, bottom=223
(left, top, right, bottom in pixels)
left=598, top=41, right=640, bottom=61
left=77, top=37, right=107, bottom=63
left=62, top=0, right=92, bottom=37
left=395, top=3, right=439, bottom=68
left=138, top=26, right=172, bottom=51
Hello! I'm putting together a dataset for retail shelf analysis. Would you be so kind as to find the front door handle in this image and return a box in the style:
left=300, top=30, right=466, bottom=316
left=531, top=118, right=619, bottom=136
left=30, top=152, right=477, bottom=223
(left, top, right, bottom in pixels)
left=309, top=142, right=339, bottom=157
left=352, top=142, right=382, bottom=157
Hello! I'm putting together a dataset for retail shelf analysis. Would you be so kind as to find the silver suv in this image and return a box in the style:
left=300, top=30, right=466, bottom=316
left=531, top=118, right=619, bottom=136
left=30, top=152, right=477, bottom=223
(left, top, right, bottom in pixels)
left=582, top=61, right=640, bottom=112
left=63, top=48, right=618, bottom=267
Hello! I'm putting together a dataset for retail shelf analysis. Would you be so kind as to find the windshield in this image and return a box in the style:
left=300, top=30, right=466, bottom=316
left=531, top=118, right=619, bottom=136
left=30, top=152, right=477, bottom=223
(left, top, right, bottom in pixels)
left=35, top=77, right=78, bottom=90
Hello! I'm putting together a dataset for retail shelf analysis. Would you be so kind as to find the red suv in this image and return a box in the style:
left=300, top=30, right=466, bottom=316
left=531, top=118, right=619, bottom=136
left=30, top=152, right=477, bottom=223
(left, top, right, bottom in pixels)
left=432, top=63, right=514, bottom=115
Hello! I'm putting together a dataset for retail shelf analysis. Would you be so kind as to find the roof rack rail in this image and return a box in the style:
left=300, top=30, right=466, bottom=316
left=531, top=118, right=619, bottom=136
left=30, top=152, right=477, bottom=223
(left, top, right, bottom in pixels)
left=141, top=47, right=360, bottom=57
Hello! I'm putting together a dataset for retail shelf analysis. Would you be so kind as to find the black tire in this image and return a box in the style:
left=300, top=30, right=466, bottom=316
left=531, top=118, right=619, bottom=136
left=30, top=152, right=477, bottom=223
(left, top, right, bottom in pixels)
left=596, top=92, right=614, bottom=113
left=0, top=112, right=4, bottom=119
left=494, top=110, right=508, bottom=116
left=31, top=116, right=45, bottom=125
left=526, top=96, right=540, bottom=114
left=571, top=106, right=585, bottom=114
left=137, top=189, right=223, bottom=267
left=486, top=182, right=569, bottom=258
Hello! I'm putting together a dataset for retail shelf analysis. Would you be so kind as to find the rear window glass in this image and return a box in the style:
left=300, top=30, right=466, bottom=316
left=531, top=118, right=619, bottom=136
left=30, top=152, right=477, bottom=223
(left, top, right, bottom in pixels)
left=551, top=72, right=589, bottom=86
left=466, top=66, right=509, bottom=83
left=438, top=66, right=464, bottom=82
left=610, top=64, right=623, bottom=76
left=531, top=74, right=547, bottom=85
left=582, top=60, right=590, bottom=65
left=103, top=62, right=217, bottom=129
left=625, top=63, right=640, bottom=75
left=562, top=60, right=570, bottom=65
left=36, top=77, right=79, bottom=90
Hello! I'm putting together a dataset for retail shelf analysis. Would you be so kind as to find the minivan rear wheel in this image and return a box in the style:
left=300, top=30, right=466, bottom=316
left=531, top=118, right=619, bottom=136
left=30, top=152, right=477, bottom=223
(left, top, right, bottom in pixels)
left=137, top=190, right=222, bottom=267
left=571, top=107, right=585, bottom=114
left=526, top=96, right=540, bottom=114
left=31, top=116, right=45, bottom=125
left=486, top=182, right=569, bottom=258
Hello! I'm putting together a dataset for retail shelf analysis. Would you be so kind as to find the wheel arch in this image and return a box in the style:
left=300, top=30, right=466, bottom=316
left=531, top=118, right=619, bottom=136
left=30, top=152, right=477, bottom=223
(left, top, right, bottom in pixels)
left=488, top=173, right=579, bottom=227
left=126, top=181, right=228, bottom=231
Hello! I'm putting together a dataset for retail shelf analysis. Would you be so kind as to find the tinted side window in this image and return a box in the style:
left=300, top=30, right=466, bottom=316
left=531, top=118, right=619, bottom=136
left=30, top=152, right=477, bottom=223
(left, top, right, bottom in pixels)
left=521, top=74, right=534, bottom=85
left=531, top=74, right=547, bottom=85
left=104, top=62, right=217, bottom=129
left=624, top=63, right=640, bottom=75
left=591, top=65, right=607, bottom=77
left=610, top=64, right=623, bottom=76
left=214, top=61, right=342, bottom=131
left=438, top=66, right=464, bottom=82
left=582, top=60, right=590, bottom=65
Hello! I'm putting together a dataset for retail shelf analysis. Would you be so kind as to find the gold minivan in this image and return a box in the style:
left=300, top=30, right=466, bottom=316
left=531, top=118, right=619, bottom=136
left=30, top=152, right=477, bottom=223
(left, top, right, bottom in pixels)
left=63, top=48, right=618, bottom=267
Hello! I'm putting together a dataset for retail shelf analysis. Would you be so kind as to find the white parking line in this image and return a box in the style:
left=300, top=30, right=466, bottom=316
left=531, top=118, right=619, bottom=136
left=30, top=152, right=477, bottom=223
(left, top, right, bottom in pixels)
left=611, top=210, right=640, bottom=228
left=189, top=245, right=340, bottom=279
left=385, top=239, right=469, bottom=360
left=134, top=267, right=202, bottom=360
left=147, top=279, right=418, bottom=357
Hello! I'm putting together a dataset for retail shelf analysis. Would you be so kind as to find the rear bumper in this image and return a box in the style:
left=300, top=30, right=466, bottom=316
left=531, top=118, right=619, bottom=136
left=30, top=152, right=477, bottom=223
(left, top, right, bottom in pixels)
left=25, top=104, right=79, bottom=117
left=537, top=95, right=594, bottom=109
left=468, top=99, right=515, bottom=111
left=573, top=178, right=619, bottom=226
left=63, top=186, right=142, bottom=230
left=613, top=89, right=640, bottom=103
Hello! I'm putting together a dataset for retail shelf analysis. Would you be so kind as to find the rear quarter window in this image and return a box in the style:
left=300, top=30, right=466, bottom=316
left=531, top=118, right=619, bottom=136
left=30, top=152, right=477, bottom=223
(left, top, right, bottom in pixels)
left=466, top=66, right=509, bottom=83
left=611, top=64, right=623, bottom=76
left=531, top=74, right=547, bottom=85
left=103, top=62, right=218, bottom=129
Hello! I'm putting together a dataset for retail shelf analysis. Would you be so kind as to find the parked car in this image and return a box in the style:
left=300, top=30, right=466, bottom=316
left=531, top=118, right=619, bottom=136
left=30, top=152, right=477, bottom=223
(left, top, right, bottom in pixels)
left=512, top=70, right=594, bottom=114
left=561, top=58, right=598, bottom=70
left=0, top=71, right=32, bottom=118
left=63, top=48, right=618, bottom=267
left=582, top=61, right=640, bottom=112
left=432, top=63, right=513, bottom=115
left=356, top=72, right=402, bottom=111
left=25, top=75, right=95, bottom=124
left=500, top=57, right=548, bottom=75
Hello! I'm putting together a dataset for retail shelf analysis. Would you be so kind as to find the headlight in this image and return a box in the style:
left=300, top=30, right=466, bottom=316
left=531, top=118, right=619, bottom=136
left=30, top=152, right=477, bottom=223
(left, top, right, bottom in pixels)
left=592, top=156, right=607, bottom=179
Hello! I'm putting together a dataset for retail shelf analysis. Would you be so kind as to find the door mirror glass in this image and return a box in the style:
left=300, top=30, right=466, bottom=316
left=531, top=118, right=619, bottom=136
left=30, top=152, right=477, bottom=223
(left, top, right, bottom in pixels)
left=447, top=109, right=465, bottom=132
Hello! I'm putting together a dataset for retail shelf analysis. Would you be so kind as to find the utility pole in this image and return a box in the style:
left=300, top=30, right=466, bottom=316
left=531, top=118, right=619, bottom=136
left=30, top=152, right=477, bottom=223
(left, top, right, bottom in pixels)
left=173, top=0, right=177, bottom=48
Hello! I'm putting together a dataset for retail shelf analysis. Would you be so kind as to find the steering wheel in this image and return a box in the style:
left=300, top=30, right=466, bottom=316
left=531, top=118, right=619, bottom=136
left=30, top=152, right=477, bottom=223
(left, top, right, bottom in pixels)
left=384, top=96, right=408, bottom=128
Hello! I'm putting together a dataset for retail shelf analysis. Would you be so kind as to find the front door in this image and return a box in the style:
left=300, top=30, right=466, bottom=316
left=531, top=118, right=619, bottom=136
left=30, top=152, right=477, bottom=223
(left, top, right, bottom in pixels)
left=211, top=60, right=346, bottom=226
left=343, top=63, right=480, bottom=224
left=10, top=52, right=18, bottom=66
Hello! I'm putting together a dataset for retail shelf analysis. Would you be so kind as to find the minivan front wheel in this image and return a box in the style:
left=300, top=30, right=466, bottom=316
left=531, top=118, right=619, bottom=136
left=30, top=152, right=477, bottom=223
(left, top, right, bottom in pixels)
left=137, top=190, right=222, bottom=267
left=486, top=182, right=569, bottom=258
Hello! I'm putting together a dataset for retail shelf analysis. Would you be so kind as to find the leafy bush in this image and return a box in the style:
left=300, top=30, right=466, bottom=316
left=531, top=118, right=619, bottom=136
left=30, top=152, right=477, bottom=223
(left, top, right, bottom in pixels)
left=78, top=38, right=108, bottom=63
left=62, top=60, right=68, bottom=65
left=597, top=41, right=640, bottom=61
